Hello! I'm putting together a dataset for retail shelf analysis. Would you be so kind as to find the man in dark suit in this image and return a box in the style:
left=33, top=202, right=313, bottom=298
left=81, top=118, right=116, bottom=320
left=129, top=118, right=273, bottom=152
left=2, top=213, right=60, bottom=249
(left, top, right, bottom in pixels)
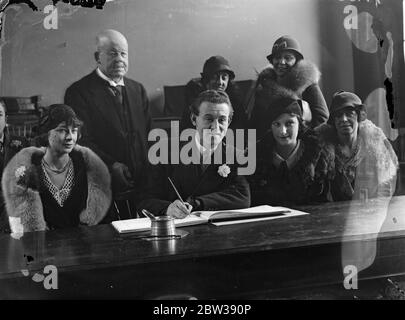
left=0, top=100, right=27, bottom=232
left=64, top=29, right=151, bottom=212
left=139, top=90, right=251, bottom=218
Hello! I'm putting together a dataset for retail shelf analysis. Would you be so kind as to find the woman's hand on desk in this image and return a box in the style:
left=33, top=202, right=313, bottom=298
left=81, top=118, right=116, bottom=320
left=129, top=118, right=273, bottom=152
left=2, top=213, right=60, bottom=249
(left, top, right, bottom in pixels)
left=166, top=200, right=193, bottom=219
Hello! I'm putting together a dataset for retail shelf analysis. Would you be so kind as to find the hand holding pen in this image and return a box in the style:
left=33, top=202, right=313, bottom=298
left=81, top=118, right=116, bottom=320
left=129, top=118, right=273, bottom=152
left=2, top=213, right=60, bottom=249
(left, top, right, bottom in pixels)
left=166, top=177, right=193, bottom=219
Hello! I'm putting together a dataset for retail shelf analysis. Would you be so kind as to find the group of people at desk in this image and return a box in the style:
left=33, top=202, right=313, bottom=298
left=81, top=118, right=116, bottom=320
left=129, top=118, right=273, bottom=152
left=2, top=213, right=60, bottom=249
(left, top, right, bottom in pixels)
left=0, top=29, right=399, bottom=234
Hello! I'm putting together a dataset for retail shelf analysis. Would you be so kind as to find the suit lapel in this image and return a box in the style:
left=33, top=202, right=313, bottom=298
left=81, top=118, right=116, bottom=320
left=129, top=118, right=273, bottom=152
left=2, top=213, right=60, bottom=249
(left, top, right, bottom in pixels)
left=192, top=162, right=224, bottom=196
left=171, top=139, right=202, bottom=198
left=188, top=141, right=228, bottom=197
left=171, top=163, right=200, bottom=199
left=124, top=78, right=146, bottom=134
left=89, top=71, right=125, bottom=138
left=171, top=140, right=229, bottom=198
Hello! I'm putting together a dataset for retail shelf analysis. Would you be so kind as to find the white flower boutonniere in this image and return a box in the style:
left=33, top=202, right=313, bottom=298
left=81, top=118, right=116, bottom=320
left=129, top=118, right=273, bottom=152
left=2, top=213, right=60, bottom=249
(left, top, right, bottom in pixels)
left=15, top=166, right=26, bottom=180
left=218, top=164, right=231, bottom=178
left=10, top=140, right=22, bottom=148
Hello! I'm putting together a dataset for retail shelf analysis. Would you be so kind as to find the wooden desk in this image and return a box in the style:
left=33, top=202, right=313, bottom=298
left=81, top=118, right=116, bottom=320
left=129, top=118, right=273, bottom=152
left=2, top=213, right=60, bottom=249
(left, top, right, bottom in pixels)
left=1, top=196, right=405, bottom=299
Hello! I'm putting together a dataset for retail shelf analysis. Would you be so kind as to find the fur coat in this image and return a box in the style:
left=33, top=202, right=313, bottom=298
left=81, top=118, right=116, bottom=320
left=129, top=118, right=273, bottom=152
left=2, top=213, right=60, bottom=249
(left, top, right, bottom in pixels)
left=317, top=119, right=398, bottom=201
left=251, top=60, right=329, bottom=139
left=0, top=132, right=28, bottom=233
left=2, top=145, right=112, bottom=233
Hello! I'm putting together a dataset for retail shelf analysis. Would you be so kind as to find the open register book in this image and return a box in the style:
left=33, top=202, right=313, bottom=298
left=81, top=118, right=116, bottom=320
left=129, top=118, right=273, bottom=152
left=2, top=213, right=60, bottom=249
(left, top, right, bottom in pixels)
left=111, top=205, right=309, bottom=234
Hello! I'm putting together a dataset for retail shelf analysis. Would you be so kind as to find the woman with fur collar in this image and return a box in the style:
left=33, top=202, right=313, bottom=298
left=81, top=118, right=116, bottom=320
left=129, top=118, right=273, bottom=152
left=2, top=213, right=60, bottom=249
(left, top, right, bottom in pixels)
left=251, top=35, right=329, bottom=141
left=2, top=104, right=112, bottom=233
left=250, top=95, right=332, bottom=206
left=317, top=91, right=398, bottom=201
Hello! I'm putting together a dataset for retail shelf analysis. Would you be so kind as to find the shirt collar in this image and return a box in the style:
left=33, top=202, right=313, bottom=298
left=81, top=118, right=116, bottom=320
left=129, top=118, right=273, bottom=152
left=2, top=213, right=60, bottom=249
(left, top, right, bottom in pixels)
left=96, top=68, right=125, bottom=87
left=194, top=132, right=221, bottom=160
left=272, top=140, right=302, bottom=169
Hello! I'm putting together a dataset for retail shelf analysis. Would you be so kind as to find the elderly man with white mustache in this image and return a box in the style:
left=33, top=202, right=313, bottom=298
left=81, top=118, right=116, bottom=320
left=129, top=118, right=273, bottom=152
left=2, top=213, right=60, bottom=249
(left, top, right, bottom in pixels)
left=65, top=29, right=152, bottom=219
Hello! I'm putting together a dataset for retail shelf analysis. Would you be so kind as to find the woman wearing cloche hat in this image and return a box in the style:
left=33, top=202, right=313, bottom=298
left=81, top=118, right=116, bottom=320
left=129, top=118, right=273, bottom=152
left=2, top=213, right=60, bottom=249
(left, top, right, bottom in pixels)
left=317, top=91, right=398, bottom=201
left=251, top=35, right=329, bottom=141
left=180, top=55, right=248, bottom=131
left=250, top=94, right=332, bottom=206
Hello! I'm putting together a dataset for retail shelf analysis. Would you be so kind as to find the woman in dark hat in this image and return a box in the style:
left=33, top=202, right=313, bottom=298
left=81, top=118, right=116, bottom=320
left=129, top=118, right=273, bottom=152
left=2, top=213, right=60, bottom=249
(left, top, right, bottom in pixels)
left=317, top=91, right=398, bottom=201
left=251, top=35, right=329, bottom=141
left=250, top=94, right=332, bottom=206
left=2, top=104, right=112, bottom=233
left=180, top=55, right=248, bottom=131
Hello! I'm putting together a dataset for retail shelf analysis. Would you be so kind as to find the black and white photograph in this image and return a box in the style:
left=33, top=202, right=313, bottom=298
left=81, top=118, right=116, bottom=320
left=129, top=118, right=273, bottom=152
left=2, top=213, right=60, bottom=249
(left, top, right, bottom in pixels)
left=0, top=0, right=404, bottom=302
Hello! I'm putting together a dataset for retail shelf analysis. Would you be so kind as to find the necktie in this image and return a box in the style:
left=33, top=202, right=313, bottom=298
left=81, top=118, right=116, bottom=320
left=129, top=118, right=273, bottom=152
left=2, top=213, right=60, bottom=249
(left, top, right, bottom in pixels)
left=111, top=85, right=123, bottom=105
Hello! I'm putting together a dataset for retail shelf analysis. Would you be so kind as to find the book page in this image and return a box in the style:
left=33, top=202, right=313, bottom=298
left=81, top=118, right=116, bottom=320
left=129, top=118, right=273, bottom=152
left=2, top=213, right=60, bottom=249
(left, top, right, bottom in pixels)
left=111, top=206, right=310, bottom=233
left=111, top=215, right=206, bottom=234
left=195, top=205, right=292, bottom=221
left=112, top=218, right=151, bottom=233
left=211, top=208, right=309, bottom=226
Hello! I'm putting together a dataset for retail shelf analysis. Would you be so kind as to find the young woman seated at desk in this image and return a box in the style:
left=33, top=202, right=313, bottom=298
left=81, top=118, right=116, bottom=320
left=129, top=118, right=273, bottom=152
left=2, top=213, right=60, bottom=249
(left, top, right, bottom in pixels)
left=2, top=104, right=112, bottom=233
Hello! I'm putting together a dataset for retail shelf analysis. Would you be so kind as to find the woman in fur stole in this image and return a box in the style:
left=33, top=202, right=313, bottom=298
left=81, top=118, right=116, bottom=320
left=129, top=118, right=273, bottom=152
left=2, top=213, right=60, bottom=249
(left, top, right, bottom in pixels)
left=2, top=104, right=112, bottom=233
left=251, top=35, right=329, bottom=141
left=317, top=91, right=398, bottom=201
left=250, top=95, right=332, bottom=206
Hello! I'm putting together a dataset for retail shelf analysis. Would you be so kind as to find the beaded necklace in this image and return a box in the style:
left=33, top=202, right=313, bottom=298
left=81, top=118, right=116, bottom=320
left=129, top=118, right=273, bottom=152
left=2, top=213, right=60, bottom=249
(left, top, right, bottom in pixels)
left=41, top=157, right=71, bottom=174
left=41, top=159, right=75, bottom=207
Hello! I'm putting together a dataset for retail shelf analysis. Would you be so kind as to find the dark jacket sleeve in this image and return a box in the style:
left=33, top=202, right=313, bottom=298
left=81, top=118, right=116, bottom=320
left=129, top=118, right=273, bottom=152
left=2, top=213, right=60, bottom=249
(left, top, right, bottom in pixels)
left=302, top=83, right=329, bottom=128
left=227, top=82, right=249, bottom=130
left=137, top=163, right=172, bottom=216
left=138, top=82, right=152, bottom=178
left=179, top=106, right=192, bottom=132
left=194, top=174, right=251, bottom=211
left=138, top=164, right=251, bottom=215
left=64, top=85, right=117, bottom=167
left=248, top=86, right=273, bottom=141
left=140, top=83, right=152, bottom=135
